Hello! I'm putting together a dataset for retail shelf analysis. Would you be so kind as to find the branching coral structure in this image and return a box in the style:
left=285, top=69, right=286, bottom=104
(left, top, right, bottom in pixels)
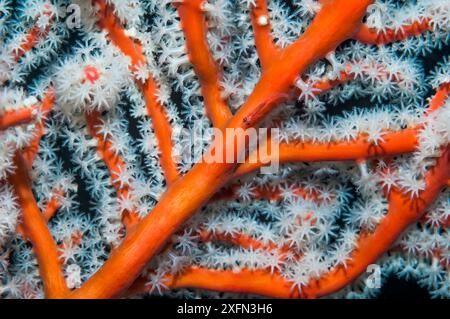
left=0, top=0, right=449, bottom=299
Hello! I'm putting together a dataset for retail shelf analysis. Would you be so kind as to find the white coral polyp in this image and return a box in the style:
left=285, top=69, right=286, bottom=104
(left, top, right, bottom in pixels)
left=55, top=48, right=131, bottom=114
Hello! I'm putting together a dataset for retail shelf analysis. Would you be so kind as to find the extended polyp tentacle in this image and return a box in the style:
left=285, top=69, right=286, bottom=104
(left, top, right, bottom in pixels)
left=197, top=229, right=291, bottom=255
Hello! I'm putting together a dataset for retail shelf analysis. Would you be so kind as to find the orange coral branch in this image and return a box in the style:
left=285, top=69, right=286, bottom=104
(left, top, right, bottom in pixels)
left=311, top=71, right=355, bottom=93
left=0, top=89, right=56, bottom=133
left=237, top=84, right=449, bottom=177
left=140, top=80, right=180, bottom=183
left=198, top=229, right=280, bottom=252
left=95, top=0, right=179, bottom=184
left=42, top=189, right=65, bottom=221
left=300, top=60, right=408, bottom=99
left=166, top=267, right=293, bottom=297
left=250, top=0, right=280, bottom=70
left=125, top=222, right=303, bottom=298
left=8, top=153, right=68, bottom=298
left=213, top=183, right=320, bottom=202
left=197, top=229, right=300, bottom=260
left=14, top=90, right=57, bottom=239
left=85, top=110, right=140, bottom=231
left=128, top=267, right=296, bottom=298
left=129, top=147, right=450, bottom=299
left=175, top=0, right=232, bottom=127
left=302, top=146, right=450, bottom=298
left=228, top=0, right=371, bottom=129
left=12, top=5, right=54, bottom=61
left=13, top=88, right=59, bottom=238
left=22, top=89, right=55, bottom=168
left=95, top=1, right=145, bottom=68
left=235, top=128, right=419, bottom=177
left=67, top=0, right=372, bottom=299
left=354, top=18, right=431, bottom=45
left=125, top=226, right=298, bottom=298
left=0, top=107, right=36, bottom=131
left=427, top=83, right=450, bottom=114
left=58, top=231, right=83, bottom=261
left=16, top=187, right=64, bottom=238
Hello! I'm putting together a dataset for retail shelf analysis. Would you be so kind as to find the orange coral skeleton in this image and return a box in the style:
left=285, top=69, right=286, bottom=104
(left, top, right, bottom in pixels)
left=354, top=17, right=432, bottom=45
left=11, top=4, right=55, bottom=62
left=96, top=0, right=180, bottom=184
left=5, top=0, right=449, bottom=299
left=175, top=0, right=232, bottom=127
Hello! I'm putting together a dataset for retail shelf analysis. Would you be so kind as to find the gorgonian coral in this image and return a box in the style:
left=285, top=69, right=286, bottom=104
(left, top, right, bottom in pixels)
left=0, top=0, right=449, bottom=299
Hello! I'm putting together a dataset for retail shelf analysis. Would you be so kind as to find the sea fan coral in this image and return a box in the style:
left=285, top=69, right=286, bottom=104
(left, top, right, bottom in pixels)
left=0, top=0, right=449, bottom=299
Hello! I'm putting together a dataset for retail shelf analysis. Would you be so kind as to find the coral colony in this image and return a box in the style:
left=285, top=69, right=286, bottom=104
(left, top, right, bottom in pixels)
left=0, top=0, right=449, bottom=300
